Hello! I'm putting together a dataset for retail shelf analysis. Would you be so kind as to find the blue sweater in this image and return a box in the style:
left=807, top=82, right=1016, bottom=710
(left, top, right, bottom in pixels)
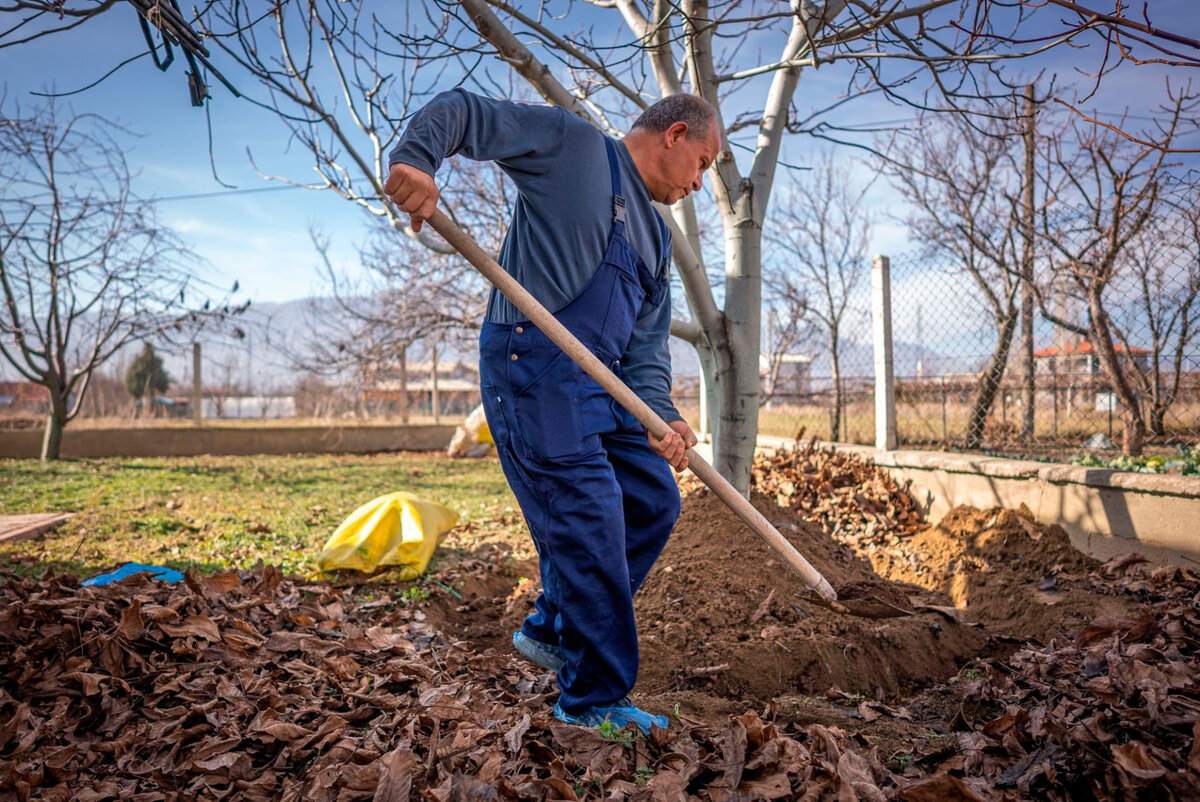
left=388, top=89, right=680, bottom=423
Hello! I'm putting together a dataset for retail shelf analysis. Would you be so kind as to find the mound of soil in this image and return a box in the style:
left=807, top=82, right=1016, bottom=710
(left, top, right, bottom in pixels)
left=631, top=489, right=986, bottom=703
left=435, top=490, right=1141, bottom=709
left=855, top=505, right=1133, bottom=642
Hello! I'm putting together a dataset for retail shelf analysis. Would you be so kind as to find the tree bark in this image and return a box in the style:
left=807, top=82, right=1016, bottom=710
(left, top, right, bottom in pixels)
left=714, top=196, right=763, bottom=493
left=1149, top=404, right=1166, bottom=438
left=398, top=347, right=409, bottom=425
left=1087, top=292, right=1145, bottom=455
left=830, top=329, right=843, bottom=442
left=40, top=390, right=67, bottom=461
left=966, top=309, right=1018, bottom=450
left=1019, top=84, right=1037, bottom=445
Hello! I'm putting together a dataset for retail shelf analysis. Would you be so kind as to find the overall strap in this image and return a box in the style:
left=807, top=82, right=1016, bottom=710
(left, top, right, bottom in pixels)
left=603, top=137, right=626, bottom=224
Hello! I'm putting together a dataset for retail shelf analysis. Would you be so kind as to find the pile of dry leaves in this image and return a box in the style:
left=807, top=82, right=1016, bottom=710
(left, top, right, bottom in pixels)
left=750, top=440, right=924, bottom=546
left=3, top=449, right=1199, bottom=800
left=937, top=557, right=1200, bottom=799
left=0, top=567, right=980, bottom=801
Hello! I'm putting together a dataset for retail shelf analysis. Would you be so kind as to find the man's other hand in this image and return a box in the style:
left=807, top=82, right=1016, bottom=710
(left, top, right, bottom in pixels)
left=383, top=163, right=439, bottom=232
left=648, top=419, right=698, bottom=472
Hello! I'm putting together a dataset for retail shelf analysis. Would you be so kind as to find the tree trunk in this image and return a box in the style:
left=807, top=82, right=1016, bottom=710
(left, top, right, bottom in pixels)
left=1149, top=404, right=1166, bottom=438
left=966, top=310, right=1018, bottom=450
left=696, top=343, right=717, bottom=441
left=1087, top=294, right=1145, bottom=456
left=398, top=347, right=409, bottom=425
left=712, top=206, right=763, bottom=494
left=830, top=329, right=842, bottom=442
left=40, top=392, right=68, bottom=461
left=1019, top=84, right=1037, bottom=446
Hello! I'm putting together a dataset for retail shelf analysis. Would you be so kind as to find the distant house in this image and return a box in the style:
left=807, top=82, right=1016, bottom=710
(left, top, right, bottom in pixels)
left=1034, top=340, right=1152, bottom=413
left=1034, top=340, right=1151, bottom=378
left=202, top=395, right=297, bottom=419
left=759, top=352, right=813, bottom=406
left=362, top=360, right=481, bottom=417
left=0, top=381, right=48, bottom=415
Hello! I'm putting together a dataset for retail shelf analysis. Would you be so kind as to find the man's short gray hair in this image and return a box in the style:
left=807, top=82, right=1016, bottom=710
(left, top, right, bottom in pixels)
left=631, top=94, right=717, bottom=139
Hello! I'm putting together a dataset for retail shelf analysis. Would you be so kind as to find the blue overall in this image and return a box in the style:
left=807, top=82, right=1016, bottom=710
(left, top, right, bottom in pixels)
left=479, top=138, right=681, bottom=713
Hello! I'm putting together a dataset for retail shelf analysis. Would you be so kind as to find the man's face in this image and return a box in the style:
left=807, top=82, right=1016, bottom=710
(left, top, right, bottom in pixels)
left=655, top=120, right=721, bottom=205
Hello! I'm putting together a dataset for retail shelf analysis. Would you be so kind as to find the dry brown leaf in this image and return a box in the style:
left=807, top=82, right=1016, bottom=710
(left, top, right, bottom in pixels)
left=116, top=599, right=144, bottom=640
left=158, top=615, right=220, bottom=641
left=373, top=747, right=418, bottom=802
left=898, top=773, right=991, bottom=801
left=1111, top=742, right=1167, bottom=780
left=505, top=712, right=530, bottom=755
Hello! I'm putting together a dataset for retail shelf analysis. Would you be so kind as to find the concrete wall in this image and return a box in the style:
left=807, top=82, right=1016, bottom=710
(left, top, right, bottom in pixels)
left=751, top=437, right=1200, bottom=568
left=0, top=424, right=456, bottom=459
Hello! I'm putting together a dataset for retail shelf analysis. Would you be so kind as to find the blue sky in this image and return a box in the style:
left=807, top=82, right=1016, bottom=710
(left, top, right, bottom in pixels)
left=2, top=4, right=368, bottom=305
left=1, top=0, right=1195, bottom=312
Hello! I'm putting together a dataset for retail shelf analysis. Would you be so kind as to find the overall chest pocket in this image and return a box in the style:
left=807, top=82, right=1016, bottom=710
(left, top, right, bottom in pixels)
left=509, top=347, right=588, bottom=461
left=595, top=259, right=648, bottom=359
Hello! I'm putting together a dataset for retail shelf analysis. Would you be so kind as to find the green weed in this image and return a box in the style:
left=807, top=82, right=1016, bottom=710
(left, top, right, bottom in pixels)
left=0, top=453, right=520, bottom=579
left=596, top=719, right=635, bottom=748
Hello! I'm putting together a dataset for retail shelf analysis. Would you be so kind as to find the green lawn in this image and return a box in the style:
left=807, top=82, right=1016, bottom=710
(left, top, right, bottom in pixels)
left=0, top=453, right=522, bottom=580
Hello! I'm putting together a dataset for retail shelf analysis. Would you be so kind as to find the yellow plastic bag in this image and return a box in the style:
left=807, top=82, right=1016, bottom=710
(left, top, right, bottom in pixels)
left=446, top=403, right=494, bottom=457
left=316, top=492, right=460, bottom=580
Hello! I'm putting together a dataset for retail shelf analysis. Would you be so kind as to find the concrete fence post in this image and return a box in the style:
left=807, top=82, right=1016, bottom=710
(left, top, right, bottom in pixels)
left=872, top=255, right=897, bottom=450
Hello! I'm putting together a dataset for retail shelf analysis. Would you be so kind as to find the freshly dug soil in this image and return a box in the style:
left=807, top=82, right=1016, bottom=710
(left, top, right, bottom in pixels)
left=854, top=505, right=1133, bottom=642
left=436, top=490, right=1141, bottom=711
left=632, top=490, right=985, bottom=702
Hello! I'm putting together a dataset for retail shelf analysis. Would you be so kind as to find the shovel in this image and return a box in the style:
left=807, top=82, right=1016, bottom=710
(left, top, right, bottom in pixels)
left=426, top=208, right=912, bottom=620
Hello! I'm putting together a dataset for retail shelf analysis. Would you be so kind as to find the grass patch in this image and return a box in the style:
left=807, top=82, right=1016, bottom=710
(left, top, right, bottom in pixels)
left=0, top=453, right=521, bottom=579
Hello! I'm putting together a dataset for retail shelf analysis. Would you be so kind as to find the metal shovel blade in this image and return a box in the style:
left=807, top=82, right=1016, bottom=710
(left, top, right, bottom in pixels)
left=799, top=580, right=916, bottom=619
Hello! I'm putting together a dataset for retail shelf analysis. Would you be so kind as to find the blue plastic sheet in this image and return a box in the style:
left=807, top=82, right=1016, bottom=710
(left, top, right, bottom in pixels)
left=81, top=563, right=185, bottom=586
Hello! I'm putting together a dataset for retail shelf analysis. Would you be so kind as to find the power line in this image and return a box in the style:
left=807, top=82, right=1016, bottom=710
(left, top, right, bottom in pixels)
left=151, top=185, right=302, bottom=203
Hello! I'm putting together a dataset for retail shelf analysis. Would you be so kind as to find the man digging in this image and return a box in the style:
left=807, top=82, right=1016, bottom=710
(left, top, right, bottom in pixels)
left=384, top=90, right=720, bottom=734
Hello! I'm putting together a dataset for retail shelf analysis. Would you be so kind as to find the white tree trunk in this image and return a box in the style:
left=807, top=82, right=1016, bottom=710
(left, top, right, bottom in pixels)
left=714, top=204, right=763, bottom=493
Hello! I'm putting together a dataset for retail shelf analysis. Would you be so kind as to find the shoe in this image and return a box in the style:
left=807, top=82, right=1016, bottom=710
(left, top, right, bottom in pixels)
left=553, top=700, right=668, bottom=735
left=512, top=631, right=565, bottom=672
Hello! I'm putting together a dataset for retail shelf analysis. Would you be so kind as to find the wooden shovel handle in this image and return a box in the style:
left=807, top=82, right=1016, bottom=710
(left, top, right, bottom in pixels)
left=427, top=209, right=838, bottom=602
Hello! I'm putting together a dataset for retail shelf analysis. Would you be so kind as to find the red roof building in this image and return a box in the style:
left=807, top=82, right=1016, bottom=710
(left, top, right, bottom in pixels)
left=1034, top=340, right=1150, bottom=378
left=0, top=381, right=47, bottom=412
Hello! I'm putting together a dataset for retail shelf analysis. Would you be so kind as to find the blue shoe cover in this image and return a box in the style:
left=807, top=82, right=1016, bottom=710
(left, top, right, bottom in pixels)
left=512, top=631, right=565, bottom=672
left=553, top=700, right=668, bottom=735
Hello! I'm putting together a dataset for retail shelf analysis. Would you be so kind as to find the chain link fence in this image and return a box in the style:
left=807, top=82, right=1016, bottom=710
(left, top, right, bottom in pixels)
left=761, top=189, right=1200, bottom=459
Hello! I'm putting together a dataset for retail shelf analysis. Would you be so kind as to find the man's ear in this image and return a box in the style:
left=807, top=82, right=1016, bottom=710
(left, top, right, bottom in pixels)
left=665, top=121, right=689, bottom=148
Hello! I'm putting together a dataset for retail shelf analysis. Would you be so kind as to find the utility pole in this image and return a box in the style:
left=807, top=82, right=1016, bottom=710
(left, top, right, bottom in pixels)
left=430, top=341, right=440, bottom=425
left=1019, top=83, right=1037, bottom=446
left=398, top=346, right=409, bottom=424
left=192, top=342, right=203, bottom=425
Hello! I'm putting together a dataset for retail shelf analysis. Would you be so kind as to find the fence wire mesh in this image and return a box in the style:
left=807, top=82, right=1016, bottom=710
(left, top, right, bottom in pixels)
left=763, top=179, right=1200, bottom=459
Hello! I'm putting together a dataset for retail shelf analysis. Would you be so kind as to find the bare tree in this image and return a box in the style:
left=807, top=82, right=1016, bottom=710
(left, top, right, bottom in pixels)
left=1038, top=86, right=1198, bottom=456
left=297, top=222, right=487, bottom=423
left=36, top=0, right=1161, bottom=487
left=195, top=0, right=483, bottom=254
left=759, top=278, right=810, bottom=409
left=882, top=91, right=1063, bottom=450
left=0, top=1, right=117, bottom=50
left=0, top=100, right=243, bottom=458
left=1018, top=0, right=1200, bottom=72
left=1115, top=196, right=1200, bottom=439
left=766, top=157, right=870, bottom=441
left=365, top=0, right=1095, bottom=491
